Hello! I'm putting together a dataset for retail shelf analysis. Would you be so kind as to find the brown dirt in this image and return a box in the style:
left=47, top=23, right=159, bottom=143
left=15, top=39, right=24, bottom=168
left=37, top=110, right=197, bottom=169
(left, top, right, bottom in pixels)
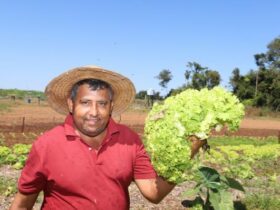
left=0, top=101, right=280, bottom=146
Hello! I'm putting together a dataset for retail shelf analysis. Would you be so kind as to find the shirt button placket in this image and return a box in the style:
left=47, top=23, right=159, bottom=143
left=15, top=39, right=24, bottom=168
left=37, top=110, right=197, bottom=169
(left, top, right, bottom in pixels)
left=88, top=147, right=98, bottom=163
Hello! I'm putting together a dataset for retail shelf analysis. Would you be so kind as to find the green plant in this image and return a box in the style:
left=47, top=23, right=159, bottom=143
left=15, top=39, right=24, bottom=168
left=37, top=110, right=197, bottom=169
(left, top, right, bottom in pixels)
left=0, top=88, right=45, bottom=99
left=144, top=87, right=244, bottom=183
left=203, top=144, right=280, bottom=179
left=0, top=137, right=5, bottom=146
left=0, top=144, right=31, bottom=169
left=0, top=146, right=12, bottom=165
left=208, top=136, right=279, bottom=147
left=183, top=166, right=245, bottom=210
left=244, top=193, right=280, bottom=210
left=0, top=176, right=17, bottom=197
left=11, top=144, right=31, bottom=169
left=12, top=143, right=31, bottom=155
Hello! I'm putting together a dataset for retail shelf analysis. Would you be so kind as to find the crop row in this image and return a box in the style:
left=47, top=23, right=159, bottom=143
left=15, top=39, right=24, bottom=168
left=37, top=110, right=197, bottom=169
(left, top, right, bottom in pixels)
left=0, top=144, right=31, bottom=169
left=202, top=144, right=280, bottom=179
left=1, top=137, right=279, bottom=177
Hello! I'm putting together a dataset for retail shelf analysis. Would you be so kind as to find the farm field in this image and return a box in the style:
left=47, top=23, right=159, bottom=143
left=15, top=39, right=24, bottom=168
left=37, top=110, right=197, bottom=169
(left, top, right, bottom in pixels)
left=0, top=99, right=280, bottom=209
left=0, top=100, right=280, bottom=145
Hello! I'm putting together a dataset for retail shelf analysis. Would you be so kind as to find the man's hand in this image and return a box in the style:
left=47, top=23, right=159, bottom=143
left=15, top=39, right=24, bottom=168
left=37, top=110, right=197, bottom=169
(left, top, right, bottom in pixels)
left=188, top=135, right=209, bottom=159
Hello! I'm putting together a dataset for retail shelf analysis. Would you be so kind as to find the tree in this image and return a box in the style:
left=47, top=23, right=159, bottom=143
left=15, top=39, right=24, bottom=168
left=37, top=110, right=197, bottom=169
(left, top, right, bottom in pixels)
left=185, top=62, right=221, bottom=90
left=254, top=53, right=267, bottom=69
left=253, top=36, right=280, bottom=110
left=254, top=36, right=280, bottom=70
left=230, top=36, right=280, bottom=111
left=254, top=53, right=267, bottom=97
left=135, top=90, right=147, bottom=99
left=205, top=70, right=220, bottom=88
left=229, top=68, right=241, bottom=94
left=156, top=69, right=173, bottom=89
left=136, top=90, right=163, bottom=101
left=267, top=36, right=280, bottom=70
left=165, top=84, right=188, bottom=98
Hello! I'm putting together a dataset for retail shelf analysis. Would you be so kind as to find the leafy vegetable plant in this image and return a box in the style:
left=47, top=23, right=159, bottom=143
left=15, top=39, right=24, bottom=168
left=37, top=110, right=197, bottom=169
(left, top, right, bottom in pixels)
left=0, top=144, right=31, bottom=169
left=144, top=87, right=244, bottom=183
left=182, top=166, right=245, bottom=210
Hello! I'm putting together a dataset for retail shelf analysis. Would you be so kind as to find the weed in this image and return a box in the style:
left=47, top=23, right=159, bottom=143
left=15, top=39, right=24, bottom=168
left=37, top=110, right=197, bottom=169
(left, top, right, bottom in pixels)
left=244, top=193, right=280, bottom=210
left=0, top=137, right=5, bottom=146
left=208, top=136, right=278, bottom=147
left=0, top=103, right=11, bottom=112
left=0, top=175, right=17, bottom=196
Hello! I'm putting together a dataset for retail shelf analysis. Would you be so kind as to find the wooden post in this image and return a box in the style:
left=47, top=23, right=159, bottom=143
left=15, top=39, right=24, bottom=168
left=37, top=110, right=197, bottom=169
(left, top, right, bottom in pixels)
left=11, top=95, right=16, bottom=102
left=21, top=117, right=25, bottom=133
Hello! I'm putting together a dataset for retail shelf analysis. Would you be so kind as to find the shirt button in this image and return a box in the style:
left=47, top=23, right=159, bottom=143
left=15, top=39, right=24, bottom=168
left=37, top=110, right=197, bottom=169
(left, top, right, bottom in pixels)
left=89, top=147, right=92, bottom=151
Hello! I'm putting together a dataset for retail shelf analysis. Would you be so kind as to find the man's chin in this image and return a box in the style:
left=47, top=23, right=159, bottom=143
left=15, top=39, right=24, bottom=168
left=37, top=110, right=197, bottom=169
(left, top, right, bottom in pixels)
left=83, top=127, right=105, bottom=137
left=79, top=123, right=107, bottom=136
left=83, top=130, right=99, bottom=137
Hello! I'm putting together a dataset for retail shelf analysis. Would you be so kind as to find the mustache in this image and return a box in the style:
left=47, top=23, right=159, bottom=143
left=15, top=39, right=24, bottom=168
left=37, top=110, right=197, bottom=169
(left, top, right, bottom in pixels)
left=84, top=116, right=100, bottom=121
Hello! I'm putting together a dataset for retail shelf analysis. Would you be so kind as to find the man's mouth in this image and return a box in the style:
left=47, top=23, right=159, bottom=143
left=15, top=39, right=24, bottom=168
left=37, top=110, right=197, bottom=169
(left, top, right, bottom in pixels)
left=85, top=118, right=99, bottom=125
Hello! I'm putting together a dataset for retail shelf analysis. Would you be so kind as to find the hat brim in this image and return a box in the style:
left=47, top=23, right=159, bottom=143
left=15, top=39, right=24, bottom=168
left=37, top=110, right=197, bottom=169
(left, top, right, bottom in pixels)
left=45, top=66, right=136, bottom=116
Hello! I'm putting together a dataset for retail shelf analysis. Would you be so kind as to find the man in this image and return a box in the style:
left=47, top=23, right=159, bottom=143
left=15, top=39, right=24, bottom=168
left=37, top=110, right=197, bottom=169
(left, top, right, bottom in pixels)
left=10, top=66, right=175, bottom=210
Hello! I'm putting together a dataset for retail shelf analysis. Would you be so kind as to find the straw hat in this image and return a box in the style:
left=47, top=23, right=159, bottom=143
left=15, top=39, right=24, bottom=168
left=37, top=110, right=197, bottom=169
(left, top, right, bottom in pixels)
left=45, top=65, right=136, bottom=116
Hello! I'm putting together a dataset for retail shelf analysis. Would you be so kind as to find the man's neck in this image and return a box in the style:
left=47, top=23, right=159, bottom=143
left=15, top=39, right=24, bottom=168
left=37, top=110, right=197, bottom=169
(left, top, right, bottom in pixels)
left=75, top=129, right=108, bottom=149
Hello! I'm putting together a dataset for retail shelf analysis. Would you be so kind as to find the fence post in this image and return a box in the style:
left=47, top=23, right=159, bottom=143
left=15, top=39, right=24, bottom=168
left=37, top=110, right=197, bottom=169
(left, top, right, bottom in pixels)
left=21, top=117, right=25, bottom=133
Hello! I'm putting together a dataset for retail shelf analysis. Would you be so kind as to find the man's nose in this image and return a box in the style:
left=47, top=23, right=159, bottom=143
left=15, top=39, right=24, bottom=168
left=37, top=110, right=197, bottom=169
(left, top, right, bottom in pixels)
left=89, top=103, right=98, bottom=116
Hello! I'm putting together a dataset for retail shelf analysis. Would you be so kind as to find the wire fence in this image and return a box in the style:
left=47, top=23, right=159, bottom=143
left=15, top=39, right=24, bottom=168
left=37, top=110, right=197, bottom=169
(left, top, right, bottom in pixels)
left=0, top=116, right=64, bottom=133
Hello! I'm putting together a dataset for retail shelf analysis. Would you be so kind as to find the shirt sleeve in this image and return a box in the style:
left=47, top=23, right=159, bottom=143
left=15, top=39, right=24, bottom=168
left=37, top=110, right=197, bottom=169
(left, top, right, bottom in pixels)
left=18, top=142, right=47, bottom=194
left=133, top=137, right=157, bottom=180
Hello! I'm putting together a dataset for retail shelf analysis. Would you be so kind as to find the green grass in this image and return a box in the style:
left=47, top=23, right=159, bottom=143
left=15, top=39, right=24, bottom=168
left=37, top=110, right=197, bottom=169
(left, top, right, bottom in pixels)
left=0, top=88, right=45, bottom=99
left=208, top=136, right=279, bottom=147
left=244, top=194, right=280, bottom=210
left=245, top=106, right=280, bottom=118
left=0, top=103, right=11, bottom=112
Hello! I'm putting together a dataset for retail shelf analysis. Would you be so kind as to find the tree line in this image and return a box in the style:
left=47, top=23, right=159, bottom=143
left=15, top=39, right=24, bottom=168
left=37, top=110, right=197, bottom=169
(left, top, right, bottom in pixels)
left=137, top=36, right=280, bottom=111
left=0, top=89, right=45, bottom=100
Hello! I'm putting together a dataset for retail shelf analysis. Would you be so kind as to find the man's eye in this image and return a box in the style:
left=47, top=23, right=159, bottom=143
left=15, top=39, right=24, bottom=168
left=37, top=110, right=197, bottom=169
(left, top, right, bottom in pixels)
left=81, top=101, right=89, bottom=105
left=98, top=101, right=107, bottom=106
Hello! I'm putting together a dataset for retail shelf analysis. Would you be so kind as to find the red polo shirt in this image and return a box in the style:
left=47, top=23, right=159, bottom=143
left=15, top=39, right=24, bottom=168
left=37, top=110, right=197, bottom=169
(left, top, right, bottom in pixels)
left=18, top=115, right=157, bottom=210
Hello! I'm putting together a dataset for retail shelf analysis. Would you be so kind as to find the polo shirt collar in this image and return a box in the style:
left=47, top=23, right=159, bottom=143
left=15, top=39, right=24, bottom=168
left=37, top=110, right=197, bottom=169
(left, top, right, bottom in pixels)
left=64, top=114, right=119, bottom=141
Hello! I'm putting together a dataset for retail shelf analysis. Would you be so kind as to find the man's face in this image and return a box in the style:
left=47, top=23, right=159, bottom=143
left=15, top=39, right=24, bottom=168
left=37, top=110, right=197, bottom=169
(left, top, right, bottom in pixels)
left=67, top=84, right=113, bottom=139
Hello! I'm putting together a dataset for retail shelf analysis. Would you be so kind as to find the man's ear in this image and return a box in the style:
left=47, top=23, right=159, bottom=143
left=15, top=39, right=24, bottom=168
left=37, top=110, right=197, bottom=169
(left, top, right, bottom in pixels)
left=67, top=98, right=73, bottom=114
left=110, top=101, right=114, bottom=115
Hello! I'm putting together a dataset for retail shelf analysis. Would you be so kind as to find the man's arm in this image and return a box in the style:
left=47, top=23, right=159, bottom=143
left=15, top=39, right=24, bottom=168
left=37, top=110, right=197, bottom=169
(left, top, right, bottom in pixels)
left=9, top=191, right=39, bottom=210
left=135, top=177, right=175, bottom=204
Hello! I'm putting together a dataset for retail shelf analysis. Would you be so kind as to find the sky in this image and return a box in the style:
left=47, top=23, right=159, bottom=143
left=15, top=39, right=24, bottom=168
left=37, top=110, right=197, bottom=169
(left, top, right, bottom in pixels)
left=0, top=0, right=279, bottom=95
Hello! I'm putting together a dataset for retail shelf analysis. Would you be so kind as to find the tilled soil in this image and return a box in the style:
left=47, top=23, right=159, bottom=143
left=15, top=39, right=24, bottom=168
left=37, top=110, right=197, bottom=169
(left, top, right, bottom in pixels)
left=0, top=103, right=279, bottom=137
